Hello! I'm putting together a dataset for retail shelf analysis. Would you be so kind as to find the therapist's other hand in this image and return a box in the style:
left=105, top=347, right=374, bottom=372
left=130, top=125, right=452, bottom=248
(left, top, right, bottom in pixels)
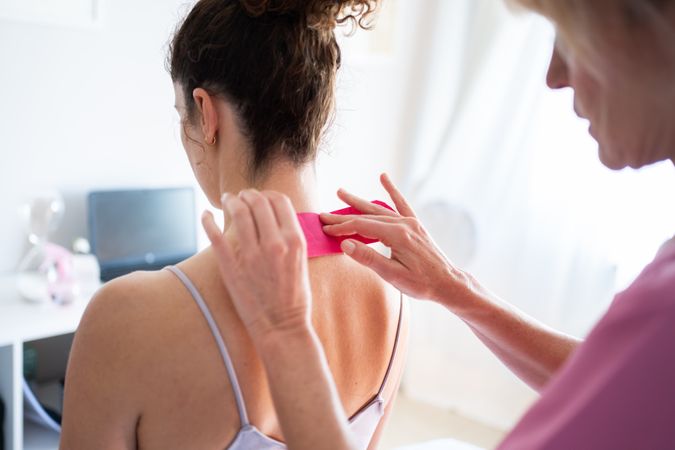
left=202, top=190, right=312, bottom=345
left=321, top=174, right=474, bottom=308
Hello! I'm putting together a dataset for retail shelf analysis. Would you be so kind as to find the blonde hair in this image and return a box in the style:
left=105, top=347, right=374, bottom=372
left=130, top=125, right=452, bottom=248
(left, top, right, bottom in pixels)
left=507, top=0, right=670, bottom=24
left=507, top=0, right=674, bottom=71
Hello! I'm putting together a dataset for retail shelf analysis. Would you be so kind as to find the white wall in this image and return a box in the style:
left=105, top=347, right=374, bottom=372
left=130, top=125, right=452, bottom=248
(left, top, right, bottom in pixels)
left=0, top=0, right=419, bottom=274
left=0, top=0, right=193, bottom=272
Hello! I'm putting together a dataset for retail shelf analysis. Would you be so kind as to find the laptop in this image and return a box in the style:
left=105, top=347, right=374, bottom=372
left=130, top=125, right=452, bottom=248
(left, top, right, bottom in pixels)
left=87, top=187, right=197, bottom=281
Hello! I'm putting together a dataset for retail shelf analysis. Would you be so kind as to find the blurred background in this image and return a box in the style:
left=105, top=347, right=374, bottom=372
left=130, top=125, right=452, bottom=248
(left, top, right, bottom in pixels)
left=1, top=0, right=674, bottom=449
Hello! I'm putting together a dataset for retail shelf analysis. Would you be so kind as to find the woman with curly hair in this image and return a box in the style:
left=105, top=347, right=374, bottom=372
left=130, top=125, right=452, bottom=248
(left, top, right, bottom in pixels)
left=60, top=1, right=407, bottom=449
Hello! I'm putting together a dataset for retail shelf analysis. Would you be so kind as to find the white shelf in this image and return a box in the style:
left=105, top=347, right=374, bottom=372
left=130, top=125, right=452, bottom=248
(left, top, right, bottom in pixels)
left=0, top=274, right=96, bottom=450
left=0, top=342, right=20, bottom=450
left=0, top=276, right=95, bottom=347
left=23, top=421, right=60, bottom=450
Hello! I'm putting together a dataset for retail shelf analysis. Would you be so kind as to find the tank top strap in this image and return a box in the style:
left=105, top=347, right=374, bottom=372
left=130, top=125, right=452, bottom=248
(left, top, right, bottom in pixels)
left=376, top=291, right=404, bottom=398
left=165, top=266, right=250, bottom=427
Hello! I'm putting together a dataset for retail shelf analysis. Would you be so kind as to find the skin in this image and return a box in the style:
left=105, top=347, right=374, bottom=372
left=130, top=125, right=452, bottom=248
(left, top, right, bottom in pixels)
left=59, top=85, right=409, bottom=449
left=548, top=14, right=675, bottom=170
left=202, top=192, right=356, bottom=449
left=199, top=4, right=675, bottom=450
left=322, top=176, right=581, bottom=392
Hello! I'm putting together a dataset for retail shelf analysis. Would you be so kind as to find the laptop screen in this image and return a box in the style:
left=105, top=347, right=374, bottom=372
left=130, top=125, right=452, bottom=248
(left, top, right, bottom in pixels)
left=87, top=187, right=197, bottom=280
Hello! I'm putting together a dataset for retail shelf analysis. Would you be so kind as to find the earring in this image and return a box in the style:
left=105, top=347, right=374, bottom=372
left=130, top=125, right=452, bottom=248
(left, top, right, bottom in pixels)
left=206, top=135, right=217, bottom=146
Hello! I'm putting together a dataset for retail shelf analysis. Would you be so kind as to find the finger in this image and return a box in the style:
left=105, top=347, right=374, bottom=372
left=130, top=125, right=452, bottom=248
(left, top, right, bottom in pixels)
left=323, top=218, right=402, bottom=245
left=319, top=212, right=351, bottom=225
left=336, top=188, right=398, bottom=216
left=320, top=212, right=402, bottom=226
left=263, top=191, right=303, bottom=236
left=202, top=210, right=251, bottom=299
left=239, top=189, right=281, bottom=242
left=340, top=239, right=398, bottom=283
left=202, top=210, right=224, bottom=246
left=220, top=192, right=232, bottom=229
left=264, top=192, right=307, bottom=257
left=201, top=210, right=237, bottom=281
left=380, top=173, right=417, bottom=218
left=224, top=195, right=258, bottom=245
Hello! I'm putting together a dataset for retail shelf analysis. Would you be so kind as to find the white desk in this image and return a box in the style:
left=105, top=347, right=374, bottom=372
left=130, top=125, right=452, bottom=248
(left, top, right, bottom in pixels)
left=0, top=275, right=96, bottom=450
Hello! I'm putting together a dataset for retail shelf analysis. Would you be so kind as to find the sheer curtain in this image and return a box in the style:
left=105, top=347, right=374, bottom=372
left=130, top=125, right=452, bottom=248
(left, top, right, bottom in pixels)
left=396, top=0, right=675, bottom=430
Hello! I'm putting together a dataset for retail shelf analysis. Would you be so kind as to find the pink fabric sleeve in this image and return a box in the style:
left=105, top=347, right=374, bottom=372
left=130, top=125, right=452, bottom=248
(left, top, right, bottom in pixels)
left=498, top=242, right=675, bottom=450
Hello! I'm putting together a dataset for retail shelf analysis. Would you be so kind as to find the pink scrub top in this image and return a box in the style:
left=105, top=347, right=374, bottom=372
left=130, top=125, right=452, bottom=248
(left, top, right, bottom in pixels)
left=498, top=238, right=675, bottom=450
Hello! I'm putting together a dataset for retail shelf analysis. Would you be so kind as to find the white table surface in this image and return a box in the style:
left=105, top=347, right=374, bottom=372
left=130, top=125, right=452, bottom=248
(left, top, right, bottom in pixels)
left=0, top=275, right=97, bottom=346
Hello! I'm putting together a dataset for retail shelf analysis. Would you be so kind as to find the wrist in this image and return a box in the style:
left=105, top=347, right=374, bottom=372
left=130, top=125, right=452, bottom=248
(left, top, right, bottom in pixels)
left=253, top=320, right=318, bottom=364
left=435, top=268, right=490, bottom=316
left=246, top=304, right=312, bottom=346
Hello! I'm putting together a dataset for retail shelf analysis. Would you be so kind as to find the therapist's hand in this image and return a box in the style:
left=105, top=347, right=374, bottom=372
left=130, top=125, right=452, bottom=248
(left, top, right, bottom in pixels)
left=202, top=189, right=312, bottom=345
left=323, top=175, right=582, bottom=392
left=321, top=173, right=475, bottom=309
left=202, top=190, right=355, bottom=450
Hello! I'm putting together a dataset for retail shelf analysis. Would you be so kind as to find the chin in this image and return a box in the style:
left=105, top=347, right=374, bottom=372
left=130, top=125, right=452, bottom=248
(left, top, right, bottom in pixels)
left=598, top=145, right=628, bottom=171
left=598, top=143, right=658, bottom=171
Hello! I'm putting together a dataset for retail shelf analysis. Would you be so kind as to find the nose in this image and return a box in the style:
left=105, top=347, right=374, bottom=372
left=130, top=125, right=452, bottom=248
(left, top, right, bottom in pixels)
left=546, top=44, right=570, bottom=90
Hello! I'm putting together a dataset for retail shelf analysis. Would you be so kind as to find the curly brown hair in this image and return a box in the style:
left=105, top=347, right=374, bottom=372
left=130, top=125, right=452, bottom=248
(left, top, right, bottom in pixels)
left=168, top=0, right=378, bottom=177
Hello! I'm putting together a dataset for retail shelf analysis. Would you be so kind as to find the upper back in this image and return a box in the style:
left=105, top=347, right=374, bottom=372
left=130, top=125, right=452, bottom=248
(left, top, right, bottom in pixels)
left=87, top=248, right=407, bottom=449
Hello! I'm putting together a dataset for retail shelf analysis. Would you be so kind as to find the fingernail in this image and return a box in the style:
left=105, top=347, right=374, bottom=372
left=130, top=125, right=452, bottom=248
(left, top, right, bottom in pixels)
left=341, top=240, right=355, bottom=255
left=221, top=192, right=229, bottom=204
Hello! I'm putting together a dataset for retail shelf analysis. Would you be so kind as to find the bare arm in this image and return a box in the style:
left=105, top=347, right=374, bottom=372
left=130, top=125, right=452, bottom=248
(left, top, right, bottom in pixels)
left=60, top=284, right=140, bottom=450
left=256, top=327, right=355, bottom=450
left=321, top=173, right=580, bottom=391
left=449, top=274, right=580, bottom=390
left=202, top=190, right=355, bottom=450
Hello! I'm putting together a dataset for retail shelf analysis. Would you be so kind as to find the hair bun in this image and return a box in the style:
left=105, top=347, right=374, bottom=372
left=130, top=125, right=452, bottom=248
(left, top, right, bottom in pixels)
left=239, top=0, right=378, bottom=31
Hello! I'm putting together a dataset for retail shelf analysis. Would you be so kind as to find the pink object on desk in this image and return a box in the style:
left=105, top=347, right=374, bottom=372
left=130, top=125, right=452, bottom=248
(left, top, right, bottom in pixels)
left=297, top=200, right=394, bottom=258
left=40, top=243, right=77, bottom=304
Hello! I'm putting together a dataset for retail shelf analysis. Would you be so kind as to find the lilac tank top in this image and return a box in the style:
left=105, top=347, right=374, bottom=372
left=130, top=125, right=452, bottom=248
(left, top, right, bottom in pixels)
left=166, top=201, right=403, bottom=449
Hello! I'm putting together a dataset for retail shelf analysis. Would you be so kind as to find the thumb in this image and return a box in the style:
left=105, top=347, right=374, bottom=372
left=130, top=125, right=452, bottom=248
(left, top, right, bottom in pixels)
left=202, top=210, right=237, bottom=282
left=341, top=239, right=396, bottom=284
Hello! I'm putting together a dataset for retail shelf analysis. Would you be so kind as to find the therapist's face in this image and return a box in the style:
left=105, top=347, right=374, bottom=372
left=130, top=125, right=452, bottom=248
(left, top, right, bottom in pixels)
left=545, top=23, right=675, bottom=170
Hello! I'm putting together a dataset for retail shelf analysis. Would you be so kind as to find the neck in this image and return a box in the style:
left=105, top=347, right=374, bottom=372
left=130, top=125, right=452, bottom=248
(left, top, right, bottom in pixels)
left=220, top=161, right=320, bottom=213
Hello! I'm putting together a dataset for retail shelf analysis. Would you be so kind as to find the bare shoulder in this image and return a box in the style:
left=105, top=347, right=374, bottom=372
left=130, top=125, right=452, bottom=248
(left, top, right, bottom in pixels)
left=79, top=269, right=179, bottom=342
left=73, top=268, right=197, bottom=388
left=69, top=270, right=178, bottom=387
left=61, top=270, right=179, bottom=448
left=87, top=268, right=179, bottom=315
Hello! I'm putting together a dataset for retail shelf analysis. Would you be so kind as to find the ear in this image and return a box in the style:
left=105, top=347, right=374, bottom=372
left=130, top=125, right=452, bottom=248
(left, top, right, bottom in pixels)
left=192, top=88, right=219, bottom=143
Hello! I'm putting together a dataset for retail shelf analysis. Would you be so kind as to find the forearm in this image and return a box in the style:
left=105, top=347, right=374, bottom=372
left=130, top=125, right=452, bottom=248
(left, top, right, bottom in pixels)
left=439, top=271, right=581, bottom=391
left=321, top=177, right=581, bottom=391
left=256, top=326, right=355, bottom=450
left=204, top=192, right=355, bottom=448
